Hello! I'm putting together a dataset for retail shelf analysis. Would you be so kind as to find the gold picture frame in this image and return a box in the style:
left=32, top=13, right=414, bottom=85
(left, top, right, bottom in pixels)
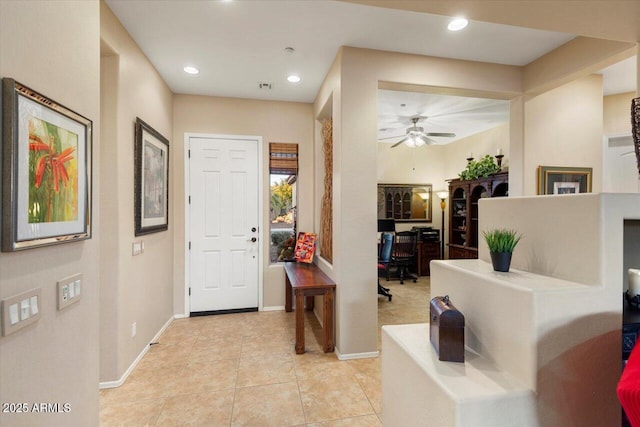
left=537, top=166, right=592, bottom=195
left=377, top=183, right=432, bottom=222
left=2, top=78, right=92, bottom=251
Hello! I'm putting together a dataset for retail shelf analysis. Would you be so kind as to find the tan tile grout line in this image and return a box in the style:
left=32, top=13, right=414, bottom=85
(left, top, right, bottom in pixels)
left=353, top=364, right=380, bottom=417
left=228, top=324, right=240, bottom=427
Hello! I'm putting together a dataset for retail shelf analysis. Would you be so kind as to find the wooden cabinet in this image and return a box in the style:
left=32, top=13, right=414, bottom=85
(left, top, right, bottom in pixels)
left=417, top=241, right=441, bottom=276
left=447, top=172, right=508, bottom=259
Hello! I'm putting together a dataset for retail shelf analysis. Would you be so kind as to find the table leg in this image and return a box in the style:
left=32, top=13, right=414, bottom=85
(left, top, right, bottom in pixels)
left=295, top=291, right=305, bottom=354
left=322, top=289, right=335, bottom=352
left=285, top=275, right=292, bottom=312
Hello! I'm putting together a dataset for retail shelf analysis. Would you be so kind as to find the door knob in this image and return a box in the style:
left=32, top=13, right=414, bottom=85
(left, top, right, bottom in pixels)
left=248, top=237, right=257, bottom=243
left=251, top=227, right=257, bottom=232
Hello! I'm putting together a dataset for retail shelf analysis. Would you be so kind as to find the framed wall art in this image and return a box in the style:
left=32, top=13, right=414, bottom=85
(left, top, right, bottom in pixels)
left=377, top=183, right=433, bottom=222
left=1, top=78, right=92, bottom=251
left=537, top=166, right=592, bottom=195
left=134, top=117, right=169, bottom=235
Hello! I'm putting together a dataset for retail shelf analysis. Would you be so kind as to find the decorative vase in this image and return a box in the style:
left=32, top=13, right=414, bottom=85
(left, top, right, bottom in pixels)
left=490, top=251, right=512, bottom=272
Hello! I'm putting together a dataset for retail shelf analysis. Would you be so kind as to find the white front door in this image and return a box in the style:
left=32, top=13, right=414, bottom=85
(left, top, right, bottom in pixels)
left=188, top=135, right=260, bottom=313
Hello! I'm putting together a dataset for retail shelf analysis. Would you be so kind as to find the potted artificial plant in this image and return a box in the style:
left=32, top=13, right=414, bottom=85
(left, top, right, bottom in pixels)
left=482, top=228, right=522, bottom=272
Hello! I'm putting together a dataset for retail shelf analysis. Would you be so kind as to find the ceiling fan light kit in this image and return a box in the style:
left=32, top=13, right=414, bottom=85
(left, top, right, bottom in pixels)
left=388, top=117, right=456, bottom=148
left=448, top=17, right=469, bottom=31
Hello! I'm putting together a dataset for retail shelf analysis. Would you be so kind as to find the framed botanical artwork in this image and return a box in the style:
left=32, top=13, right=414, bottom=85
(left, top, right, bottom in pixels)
left=134, top=117, right=169, bottom=235
left=1, top=78, right=92, bottom=251
left=537, top=166, right=592, bottom=195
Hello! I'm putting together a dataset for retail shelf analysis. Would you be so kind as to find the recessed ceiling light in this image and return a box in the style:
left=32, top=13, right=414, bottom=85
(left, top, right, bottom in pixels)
left=448, top=17, right=468, bottom=31
left=183, top=66, right=199, bottom=75
left=287, top=75, right=301, bottom=83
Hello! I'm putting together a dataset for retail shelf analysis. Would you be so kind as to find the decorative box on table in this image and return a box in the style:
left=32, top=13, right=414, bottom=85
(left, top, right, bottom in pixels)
left=430, top=295, right=465, bottom=363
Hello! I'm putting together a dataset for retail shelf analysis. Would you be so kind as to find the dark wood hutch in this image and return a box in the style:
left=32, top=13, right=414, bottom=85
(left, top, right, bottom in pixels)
left=447, top=172, right=509, bottom=259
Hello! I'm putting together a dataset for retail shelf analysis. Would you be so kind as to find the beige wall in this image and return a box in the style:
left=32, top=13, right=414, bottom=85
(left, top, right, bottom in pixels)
left=0, top=1, right=101, bottom=426
left=377, top=124, right=509, bottom=249
left=523, top=75, right=604, bottom=195
left=604, top=91, right=636, bottom=136
left=312, top=51, right=342, bottom=341
left=376, top=144, right=447, bottom=234
left=172, top=95, right=314, bottom=313
left=477, top=194, right=640, bottom=425
left=319, top=43, right=627, bottom=356
left=99, top=3, right=175, bottom=382
left=602, top=91, right=639, bottom=193
left=316, top=46, right=523, bottom=356
left=442, top=124, right=510, bottom=182
left=524, top=37, right=635, bottom=96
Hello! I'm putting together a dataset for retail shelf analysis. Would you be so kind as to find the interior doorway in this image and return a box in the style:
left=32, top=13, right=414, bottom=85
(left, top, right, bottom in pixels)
left=375, top=85, right=511, bottom=333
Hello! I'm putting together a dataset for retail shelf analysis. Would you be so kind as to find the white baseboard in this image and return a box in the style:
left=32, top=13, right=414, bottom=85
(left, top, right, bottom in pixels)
left=335, top=347, right=380, bottom=360
left=262, top=305, right=285, bottom=312
left=99, top=316, right=174, bottom=389
left=173, top=313, right=189, bottom=319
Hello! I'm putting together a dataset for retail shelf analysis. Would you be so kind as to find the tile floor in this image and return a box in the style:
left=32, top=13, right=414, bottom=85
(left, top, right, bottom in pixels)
left=100, top=277, right=430, bottom=426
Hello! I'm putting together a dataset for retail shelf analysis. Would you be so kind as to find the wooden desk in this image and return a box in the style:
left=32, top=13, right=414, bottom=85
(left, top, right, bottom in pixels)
left=284, top=262, right=336, bottom=354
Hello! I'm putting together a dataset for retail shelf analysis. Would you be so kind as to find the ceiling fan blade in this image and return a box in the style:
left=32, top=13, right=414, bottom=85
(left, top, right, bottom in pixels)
left=391, top=136, right=409, bottom=148
left=378, top=134, right=405, bottom=141
left=426, top=132, right=456, bottom=138
left=417, top=135, right=437, bottom=145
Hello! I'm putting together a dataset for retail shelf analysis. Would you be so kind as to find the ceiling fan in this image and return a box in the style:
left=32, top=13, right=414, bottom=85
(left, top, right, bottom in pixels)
left=379, top=117, right=456, bottom=148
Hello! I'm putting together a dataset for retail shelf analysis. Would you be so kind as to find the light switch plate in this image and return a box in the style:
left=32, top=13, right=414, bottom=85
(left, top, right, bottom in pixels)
left=132, top=242, right=142, bottom=256
left=1, top=288, right=41, bottom=337
left=57, top=274, right=82, bottom=310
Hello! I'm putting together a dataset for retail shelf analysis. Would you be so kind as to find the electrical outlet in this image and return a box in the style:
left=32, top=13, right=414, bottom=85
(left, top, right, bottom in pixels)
left=131, top=322, right=137, bottom=337
left=57, top=274, right=82, bottom=310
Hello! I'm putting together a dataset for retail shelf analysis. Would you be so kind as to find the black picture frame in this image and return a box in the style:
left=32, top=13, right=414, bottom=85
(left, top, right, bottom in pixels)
left=1, top=78, right=92, bottom=251
left=134, top=117, right=169, bottom=235
left=537, top=166, right=592, bottom=195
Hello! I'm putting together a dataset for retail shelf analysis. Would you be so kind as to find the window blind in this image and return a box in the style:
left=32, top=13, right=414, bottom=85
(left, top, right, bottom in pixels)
left=269, top=143, right=298, bottom=175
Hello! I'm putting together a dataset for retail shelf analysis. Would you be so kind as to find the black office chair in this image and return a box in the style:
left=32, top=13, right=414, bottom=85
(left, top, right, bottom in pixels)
left=378, top=232, right=393, bottom=301
left=392, top=231, right=418, bottom=284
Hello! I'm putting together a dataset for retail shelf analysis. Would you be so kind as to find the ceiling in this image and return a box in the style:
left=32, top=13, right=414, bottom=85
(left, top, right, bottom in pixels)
left=377, top=56, right=638, bottom=146
left=105, top=0, right=637, bottom=144
left=378, top=92, right=510, bottom=145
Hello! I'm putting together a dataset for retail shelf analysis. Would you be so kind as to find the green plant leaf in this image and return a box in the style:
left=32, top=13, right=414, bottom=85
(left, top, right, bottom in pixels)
left=458, top=154, right=500, bottom=180
left=482, top=228, right=522, bottom=253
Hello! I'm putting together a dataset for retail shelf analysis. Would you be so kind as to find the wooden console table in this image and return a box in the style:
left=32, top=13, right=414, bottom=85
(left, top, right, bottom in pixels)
left=284, top=262, right=336, bottom=354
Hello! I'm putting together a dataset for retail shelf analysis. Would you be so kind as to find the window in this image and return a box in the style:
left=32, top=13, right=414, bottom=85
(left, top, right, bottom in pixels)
left=269, top=143, right=298, bottom=263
